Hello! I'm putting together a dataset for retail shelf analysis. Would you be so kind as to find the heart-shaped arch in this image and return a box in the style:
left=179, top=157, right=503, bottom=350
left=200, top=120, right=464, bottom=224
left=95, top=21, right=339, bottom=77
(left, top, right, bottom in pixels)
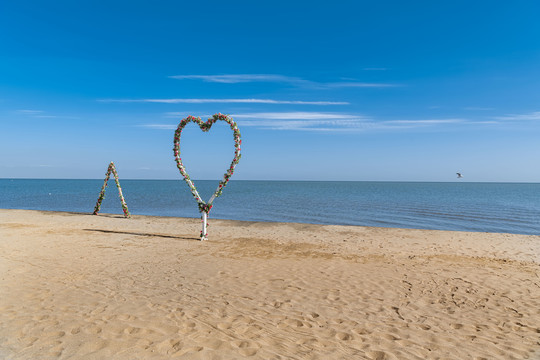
left=173, top=113, right=242, bottom=239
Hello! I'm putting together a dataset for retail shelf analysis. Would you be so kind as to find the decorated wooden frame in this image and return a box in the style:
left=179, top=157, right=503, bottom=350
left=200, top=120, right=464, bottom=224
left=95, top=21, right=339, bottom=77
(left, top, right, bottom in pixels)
left=93, top=161, right=130, bottom=218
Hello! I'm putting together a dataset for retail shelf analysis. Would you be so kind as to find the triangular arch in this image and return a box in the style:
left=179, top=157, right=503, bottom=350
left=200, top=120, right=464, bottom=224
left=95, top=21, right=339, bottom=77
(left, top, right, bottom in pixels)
left=93, top=161, right=130, bottom=218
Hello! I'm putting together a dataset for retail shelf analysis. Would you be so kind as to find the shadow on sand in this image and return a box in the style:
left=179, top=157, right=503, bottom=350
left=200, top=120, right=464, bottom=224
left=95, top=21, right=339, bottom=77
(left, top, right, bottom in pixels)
left=83, top=228, right=198, bottom=241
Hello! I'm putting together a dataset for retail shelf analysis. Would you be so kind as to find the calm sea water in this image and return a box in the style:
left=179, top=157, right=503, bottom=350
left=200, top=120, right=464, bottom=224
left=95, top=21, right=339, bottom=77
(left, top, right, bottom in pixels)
left=1, top=179, right=540, bottom=235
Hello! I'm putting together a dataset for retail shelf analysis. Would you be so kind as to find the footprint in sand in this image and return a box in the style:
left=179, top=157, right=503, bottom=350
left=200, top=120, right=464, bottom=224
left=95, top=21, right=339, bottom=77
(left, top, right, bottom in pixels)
left=308, top=312, right=320, bottom=319
left=123, top=326, right=141, bottom=334
left=78, top=339, right=109, bottom=355
left=202, top=338, right=226, bottom=350
left=217, top=322, right=232, bottom=330
left=335, top=332, right=353, bottom=341
left=281, top=318, right=308, bottom=328
left=153, top=339, right=183, bottom=355
left=42, top=331, right=66, bottom=340
left=117, top=314, right=134, bottom=321
left=379, top=333, right=399, bottom=341
left=179, top=323, right=197, bottom=335
left=366, top=350, right=388, bottom=360
left=135, top=339, right=153, bottom=350
left=47, top=341, right=64, bottom=357
left=326, top=291, right=341, bottom=301
left=174, top=346, right=203, bottom=357
left=32, top=314, right=50, bottom=321
left=231, top=340, right=259, bottom=357
left=295, top=337, right=319, bottom=346
left=395, top=339, right=413, bottom=347
left=352, top=327, right=371, bottom=335
left=83, top=325, right=102, bottom=334
left=239, top=348, right=258, bottom=356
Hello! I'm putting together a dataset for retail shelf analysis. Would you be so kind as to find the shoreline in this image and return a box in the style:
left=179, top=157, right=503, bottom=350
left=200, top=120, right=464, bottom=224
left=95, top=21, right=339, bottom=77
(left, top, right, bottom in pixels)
left=2, top=208, right=539, bottom=263
left=2, top=207, right=539, bottom=238
left=1, top=209, right=539, bottom=359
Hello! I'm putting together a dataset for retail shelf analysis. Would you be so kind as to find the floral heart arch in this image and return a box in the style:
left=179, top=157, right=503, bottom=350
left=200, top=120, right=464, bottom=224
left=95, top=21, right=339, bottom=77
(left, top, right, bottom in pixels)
left=173, top=113, right=242, bottom=240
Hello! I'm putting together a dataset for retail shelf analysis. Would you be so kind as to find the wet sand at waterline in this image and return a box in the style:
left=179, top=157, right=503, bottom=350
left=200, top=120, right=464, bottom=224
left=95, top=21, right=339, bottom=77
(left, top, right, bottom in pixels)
left=1, top=209, right=539, bottom=359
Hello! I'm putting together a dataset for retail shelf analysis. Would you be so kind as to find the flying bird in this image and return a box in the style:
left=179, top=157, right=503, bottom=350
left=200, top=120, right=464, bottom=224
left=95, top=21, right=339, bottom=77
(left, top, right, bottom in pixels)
left=456, top=172, right=463, bottom=178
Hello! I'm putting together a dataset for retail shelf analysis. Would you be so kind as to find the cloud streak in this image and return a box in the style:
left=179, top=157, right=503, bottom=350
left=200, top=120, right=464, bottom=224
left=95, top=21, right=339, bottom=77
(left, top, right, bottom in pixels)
left=169, top=74, right=399, bottom=88
left=464, top=107, right=495, bottom=111
left=385, top=119, right=465, bottom=125
left=14, top=109, right=77, bottom=119
left=325, top=82, right=399, bottom=88
left=238, top=119, right=370, bottom=131
left=141, top=112, right=476, bottom=133
left=232, top=112, right=361, bottom=120
left=237, top=115, right=466, bottom=132
left=169, top=74, right=309, bottom=85
left=99, top=98, right=349, bottom=105
left=139, top=124, right=178, bottom=130
left=16, top=109, right=43, bottom=115
left=495, top=111, right=540, bottom=121
left=141, top=109, right=537, bottom=133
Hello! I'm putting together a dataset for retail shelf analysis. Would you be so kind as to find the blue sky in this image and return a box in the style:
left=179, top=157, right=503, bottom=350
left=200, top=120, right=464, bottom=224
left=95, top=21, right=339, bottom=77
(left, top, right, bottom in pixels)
left=1, top=1, right=540, bottom=182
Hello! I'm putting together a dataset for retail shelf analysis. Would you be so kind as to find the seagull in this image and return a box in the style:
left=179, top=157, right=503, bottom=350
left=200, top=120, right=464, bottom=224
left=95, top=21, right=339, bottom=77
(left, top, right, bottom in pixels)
left=456, top=172, right=463, bottom=178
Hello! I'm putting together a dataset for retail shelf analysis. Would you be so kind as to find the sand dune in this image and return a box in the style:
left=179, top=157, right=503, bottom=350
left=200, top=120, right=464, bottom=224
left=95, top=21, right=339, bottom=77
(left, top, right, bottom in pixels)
left=1, top=209, right=539, bottom=359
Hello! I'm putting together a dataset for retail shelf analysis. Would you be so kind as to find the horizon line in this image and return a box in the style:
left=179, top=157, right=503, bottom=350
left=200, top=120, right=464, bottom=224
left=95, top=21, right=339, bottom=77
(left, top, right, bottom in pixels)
left=1, top=177, right=537, bottom=184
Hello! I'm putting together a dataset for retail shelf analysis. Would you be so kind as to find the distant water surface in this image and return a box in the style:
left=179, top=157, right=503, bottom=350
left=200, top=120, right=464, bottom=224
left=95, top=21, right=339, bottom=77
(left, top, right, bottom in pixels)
left=1, top=179, right=539, bottom=235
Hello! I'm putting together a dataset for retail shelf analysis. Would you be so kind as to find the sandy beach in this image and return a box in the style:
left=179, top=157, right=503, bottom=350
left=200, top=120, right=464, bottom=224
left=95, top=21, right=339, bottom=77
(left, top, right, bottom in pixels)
left=1, top=209, right=539, bottom=359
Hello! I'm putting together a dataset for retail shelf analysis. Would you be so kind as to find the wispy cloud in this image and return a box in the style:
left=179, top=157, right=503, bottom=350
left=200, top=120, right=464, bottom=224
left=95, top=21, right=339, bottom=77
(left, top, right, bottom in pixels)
left=14, top=109, right=78, bottom=119
left=16, top=109, right=44, bottom=115
left=385, top=119, right=465, bottom=125
left=495, top=111, right=540, bottom=121
left=164, top=112, right=188, bottom=118
left=232, top=112, right=361, bottom=120
left=464, top=107, right=495, bottom=111
left=325, top=82, right=399, bottom=88
left=169, top=74, right=309, bottom=85
left=162, top=112, right=359, bottom=120
left=169, top=74, right=398, bottom=88
left=238, top=119, right=370, bottom=131
left=233, top=112, right=366, bottom=131
left=141, top=112, right=493, bottom=133
left=230, top=112, right=466, bottom=132
left=99, top=98, right=349, bottom=105
left=142, top=112, right=364, bottom=131
left=139, top=124, right=177, bottom=130
left=469, top=121, right=500, bottom=124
